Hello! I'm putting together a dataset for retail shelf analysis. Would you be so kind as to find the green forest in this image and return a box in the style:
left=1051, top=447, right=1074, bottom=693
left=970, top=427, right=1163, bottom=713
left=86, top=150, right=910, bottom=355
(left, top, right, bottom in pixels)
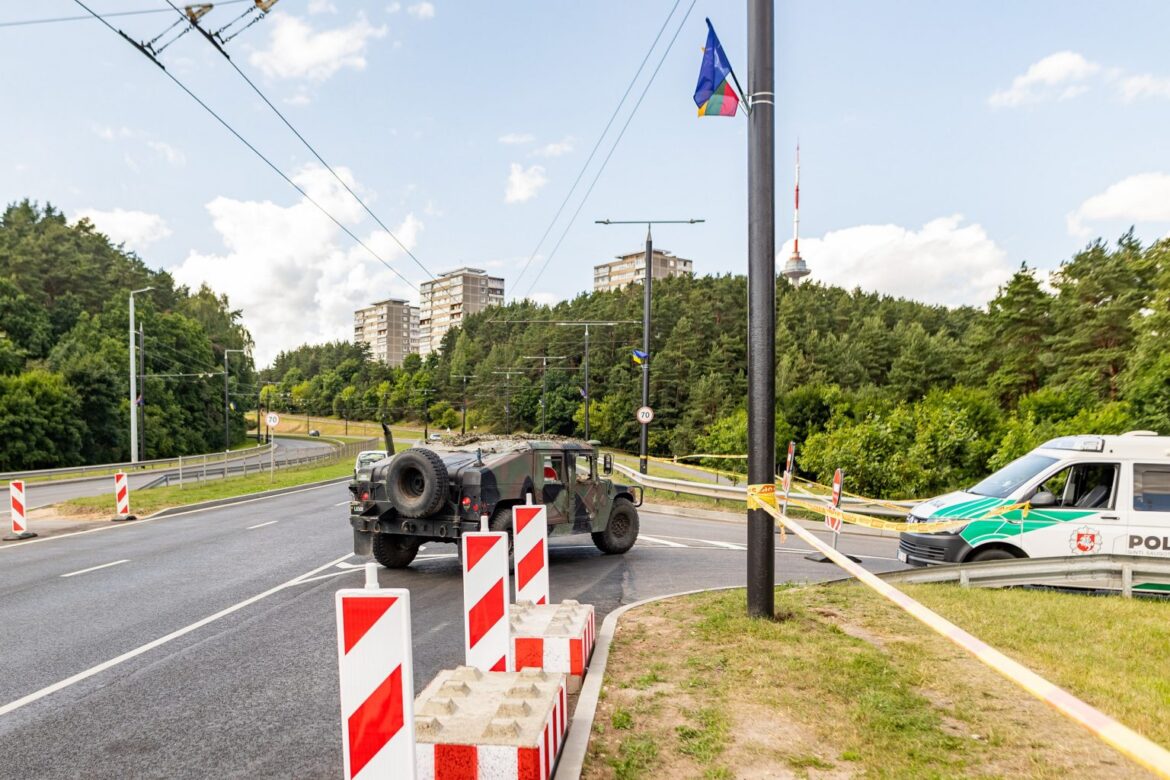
left=0, top=200, right=256, bottom=470
left=258, top=232, right=1170, bottom=499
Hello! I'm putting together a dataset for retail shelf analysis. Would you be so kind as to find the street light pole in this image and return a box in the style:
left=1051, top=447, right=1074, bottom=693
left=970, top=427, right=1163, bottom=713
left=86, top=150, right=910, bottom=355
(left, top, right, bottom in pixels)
left=223, top=348, right=246, bottom=452
left=128, top=286, right=153, bottom=464
left=596, top=219, right=703, bottom=473
left=746, top=0, right=777, bottom=619
left=522, top=356, right=567, bottom=435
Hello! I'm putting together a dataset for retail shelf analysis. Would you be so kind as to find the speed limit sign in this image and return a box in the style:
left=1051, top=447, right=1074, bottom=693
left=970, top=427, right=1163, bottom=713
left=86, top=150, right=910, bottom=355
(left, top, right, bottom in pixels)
left=636, top=406, right=654, bottom=424
left=265, top=412, right=280, bottom=427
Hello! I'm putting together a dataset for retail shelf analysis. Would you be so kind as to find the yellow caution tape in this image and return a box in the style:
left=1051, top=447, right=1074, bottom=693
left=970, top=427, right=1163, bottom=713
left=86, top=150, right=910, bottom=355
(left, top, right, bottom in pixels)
left=785, top=495, right=967, bottom=533
left=746, top=483, right=777, bottom=510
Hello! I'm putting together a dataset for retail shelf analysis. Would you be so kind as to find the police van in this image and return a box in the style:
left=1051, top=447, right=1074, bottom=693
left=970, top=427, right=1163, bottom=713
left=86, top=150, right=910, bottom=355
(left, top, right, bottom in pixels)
left=898, top=432, right=1170, bottom=570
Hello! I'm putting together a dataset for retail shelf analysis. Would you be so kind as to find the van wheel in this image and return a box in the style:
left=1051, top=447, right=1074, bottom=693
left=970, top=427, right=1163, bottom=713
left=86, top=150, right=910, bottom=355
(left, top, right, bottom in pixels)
left=386, top=448, right=448, bottom=518
left=968, top=547, right=1018, bottom=563
left=592, top=498, right=639, bottom=554
left=372, top=534, right=420, bottom=568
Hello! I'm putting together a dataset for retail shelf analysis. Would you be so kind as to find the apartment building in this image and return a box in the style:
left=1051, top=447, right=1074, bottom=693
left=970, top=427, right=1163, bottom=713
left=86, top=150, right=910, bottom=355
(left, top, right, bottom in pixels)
left=593, top=249, right=694, bottom=292
left=353, top=298, right=420, bottom=367
left=418, top=267, right=505, bottom=355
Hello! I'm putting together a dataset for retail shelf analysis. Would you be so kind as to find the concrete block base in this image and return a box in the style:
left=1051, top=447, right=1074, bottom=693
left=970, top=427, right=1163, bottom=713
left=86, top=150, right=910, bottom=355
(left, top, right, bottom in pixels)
left=510, top=600, right=596, bottom=694
left=415, top=666, right=567, bottom=779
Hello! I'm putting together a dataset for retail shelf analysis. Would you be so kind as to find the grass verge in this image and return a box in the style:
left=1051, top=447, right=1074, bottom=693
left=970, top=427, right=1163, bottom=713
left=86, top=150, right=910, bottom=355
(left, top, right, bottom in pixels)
left=59, top=459, right=350, bottom=517
left=584, top=583, right=1168, bottom=779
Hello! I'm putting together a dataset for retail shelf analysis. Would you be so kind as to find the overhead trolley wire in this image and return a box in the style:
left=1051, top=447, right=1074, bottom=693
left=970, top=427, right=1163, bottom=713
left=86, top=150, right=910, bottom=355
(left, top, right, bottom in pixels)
left=510, top=0, right=684, bottom=296
left=521, top=0, right=697, bottom=299
left=156, top=0, right=436, bottom=284
left=0, top=1, right=251, bottom=28
left=69, top=0, right=420, bottom=294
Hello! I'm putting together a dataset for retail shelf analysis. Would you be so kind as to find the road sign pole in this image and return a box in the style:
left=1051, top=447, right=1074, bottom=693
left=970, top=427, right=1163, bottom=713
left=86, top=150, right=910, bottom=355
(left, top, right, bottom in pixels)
left=746, top=0, right=777, bottom=619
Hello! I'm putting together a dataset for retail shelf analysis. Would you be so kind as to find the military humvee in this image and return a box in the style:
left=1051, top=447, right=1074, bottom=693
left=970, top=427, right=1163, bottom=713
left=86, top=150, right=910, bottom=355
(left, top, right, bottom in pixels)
left=348, top=434, right=643, bottom=568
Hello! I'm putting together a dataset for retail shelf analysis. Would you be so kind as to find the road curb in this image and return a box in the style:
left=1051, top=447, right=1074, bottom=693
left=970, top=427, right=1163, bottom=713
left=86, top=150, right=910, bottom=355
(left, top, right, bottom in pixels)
left=642, top=501, right=900, bottom=539
left=558, top=585, right=741, bottom=779
left=148, top=476, right=351, bottom=518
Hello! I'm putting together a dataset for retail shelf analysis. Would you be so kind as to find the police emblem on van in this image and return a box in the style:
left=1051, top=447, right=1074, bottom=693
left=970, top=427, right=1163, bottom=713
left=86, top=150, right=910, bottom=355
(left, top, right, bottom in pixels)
left=1069, top=526, right=1102, bottom=555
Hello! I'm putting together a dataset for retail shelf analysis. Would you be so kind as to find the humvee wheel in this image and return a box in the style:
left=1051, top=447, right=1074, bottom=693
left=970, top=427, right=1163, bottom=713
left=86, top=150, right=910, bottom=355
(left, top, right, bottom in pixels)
left=372, top=534, right=421, bottom=568
left=488, top=505, right=516, bottom=560
left=592, top=498, right=639, bottom=554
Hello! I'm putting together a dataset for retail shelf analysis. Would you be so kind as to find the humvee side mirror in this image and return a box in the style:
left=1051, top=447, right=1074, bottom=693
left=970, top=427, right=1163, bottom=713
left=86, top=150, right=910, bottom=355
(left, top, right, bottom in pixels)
left=602, top=453, right=613, bottom=475
left=1031, top=490, right=1056, bottom=508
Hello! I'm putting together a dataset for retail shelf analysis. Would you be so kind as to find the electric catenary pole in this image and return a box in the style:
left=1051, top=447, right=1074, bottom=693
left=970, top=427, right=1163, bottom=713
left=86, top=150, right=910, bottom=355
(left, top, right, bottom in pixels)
left=452, top=374, right=475, bottom=435
left=128, top=286, right=152, bottom=464
left=522, top=356, right=568, bottom=435
left=746, top=0, right=777, bottom=619
left=223, top=348, right=246, bottom=452
left=596, top=219, right=703, bottom=473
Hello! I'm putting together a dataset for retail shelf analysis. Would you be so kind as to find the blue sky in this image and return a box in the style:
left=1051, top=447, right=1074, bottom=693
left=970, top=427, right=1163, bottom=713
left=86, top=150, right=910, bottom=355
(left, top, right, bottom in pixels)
left=4, top=1, right=1170, bottom=364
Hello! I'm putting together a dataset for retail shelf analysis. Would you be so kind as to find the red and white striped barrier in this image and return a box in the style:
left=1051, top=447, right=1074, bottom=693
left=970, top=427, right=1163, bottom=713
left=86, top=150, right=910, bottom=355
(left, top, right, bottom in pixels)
left=114, top=472, right=131, bottom=518
left=512, top=503, right=549, bottom=606
left=335, top=571, right=416, bottom=779
left=5, top=480, right=35, bottom=541
left=415, top=666, right=567, bottom=780
left=512, top=600, right=596, bottom=693
left=462, top=531, right=512, bottom=673
left=825, top=468, right=844, bottom=534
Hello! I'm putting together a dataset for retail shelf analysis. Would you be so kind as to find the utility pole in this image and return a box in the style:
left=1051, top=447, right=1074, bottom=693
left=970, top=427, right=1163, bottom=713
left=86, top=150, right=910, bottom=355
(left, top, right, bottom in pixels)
left=452, top=374, right=476, bottom=434
left=596, top=219, right=703, bottom=473
left=522, top=356, right=567, bottom=435
left=223, top=348, right=246, bottom=452
left=137, top=324, right=145, bottom=460
left=128, top=286, right=153, bottom=464
left=417, top=387, right=436, bottom=439
left=491, top=370, right=524, bottom=433
left=746, top=0, right=777, bottom=619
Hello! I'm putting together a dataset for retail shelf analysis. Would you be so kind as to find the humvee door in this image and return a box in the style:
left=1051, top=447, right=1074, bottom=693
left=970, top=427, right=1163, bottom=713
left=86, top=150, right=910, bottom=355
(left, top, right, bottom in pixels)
left=538, top=452, right=572, bottom=524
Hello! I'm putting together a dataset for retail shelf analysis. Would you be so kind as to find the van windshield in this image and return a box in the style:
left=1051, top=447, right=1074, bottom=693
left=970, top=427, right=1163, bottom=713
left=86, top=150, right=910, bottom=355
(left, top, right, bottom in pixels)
left=969, top=453, right=1058, bottom=498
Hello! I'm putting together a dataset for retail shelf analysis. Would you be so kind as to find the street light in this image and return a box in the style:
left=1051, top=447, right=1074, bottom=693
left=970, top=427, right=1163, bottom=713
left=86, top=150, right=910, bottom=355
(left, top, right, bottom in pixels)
left=129, top=286, right=154, bottom=464
left=596, top=219, right=703, bottom=473
left=224, top=348, right=247, bottom=451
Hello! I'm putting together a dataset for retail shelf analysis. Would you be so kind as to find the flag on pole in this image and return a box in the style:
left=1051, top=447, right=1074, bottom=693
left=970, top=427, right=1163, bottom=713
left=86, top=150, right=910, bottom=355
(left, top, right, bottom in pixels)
left=632, top=349, right=648, bottom=365
left=693, top=18, right=740, bottom=117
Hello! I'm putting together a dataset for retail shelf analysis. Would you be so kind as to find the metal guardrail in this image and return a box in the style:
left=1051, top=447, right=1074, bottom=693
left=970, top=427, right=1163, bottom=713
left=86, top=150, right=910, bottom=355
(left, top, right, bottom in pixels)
left=162, top=437, right=380, bottom=489
left=0, top=443, right=276, bottom=484
left=879, top=554, right=1170, bottom=597
left=612, top=462, right=907, bottom=517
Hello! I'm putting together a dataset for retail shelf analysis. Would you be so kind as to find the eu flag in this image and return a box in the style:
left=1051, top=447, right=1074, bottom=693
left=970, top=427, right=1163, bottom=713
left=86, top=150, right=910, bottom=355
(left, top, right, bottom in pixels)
left=693, top=18, right=739, bottom=117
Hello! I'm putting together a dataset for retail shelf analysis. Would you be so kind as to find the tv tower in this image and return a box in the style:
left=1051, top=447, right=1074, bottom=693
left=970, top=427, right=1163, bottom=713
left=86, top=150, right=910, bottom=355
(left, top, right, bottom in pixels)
left=781, top=143, right=810, bottom=283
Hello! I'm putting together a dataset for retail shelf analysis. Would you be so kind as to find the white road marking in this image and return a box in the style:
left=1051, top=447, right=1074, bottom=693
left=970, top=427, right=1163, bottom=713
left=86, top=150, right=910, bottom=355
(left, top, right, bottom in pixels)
left=0, top=552, right=353, bottom=718
left=0, top=481, right=346, bottom=552
left=647, top=533, right=745, bottom=550
left=638, top=534, right=688, bottom=548
left=333, top=500, right=350, bottom=506
left=246, top=520, right=278, bottom=530
left=60, top=559, right=129, bottom=578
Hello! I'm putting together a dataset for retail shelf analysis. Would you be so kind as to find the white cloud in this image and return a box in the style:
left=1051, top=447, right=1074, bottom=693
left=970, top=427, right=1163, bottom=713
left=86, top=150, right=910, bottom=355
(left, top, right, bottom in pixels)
left=780, top=215, right=1012, bottom=307
left=284, top=92, right=312, bottom=107
left=498, top=132, right=534, bottom=145
left=989, top=51, right=1101, bottom=107
left=1066, top=173, right=1170, bottom=237
left=527, top=292, right=561, bottom=307
left=249, top=14, right=387, bottom=82
left=1120, top=73, right=1170, bottom=101
left=532, top=137, right=574, bottom=158
left=386, top=2, right=402, bottom=12
left=73, top=208, right=172, bottom=252
left=308, top=0, right=337, bottom=13
left=407, top=2, right=435, bottom=19
left=147, top=140, right=185, bottom=166
left=91, top=124, right=132, bottom=142
left=170, top=165, right=423, bottom=366
left=504, top=163, right=547, bottom=204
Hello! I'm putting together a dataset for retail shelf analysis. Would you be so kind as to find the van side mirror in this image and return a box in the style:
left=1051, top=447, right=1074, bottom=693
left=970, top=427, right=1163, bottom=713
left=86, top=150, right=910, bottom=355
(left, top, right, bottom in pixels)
left=602, top=453, right=613, bottom=476
left=1031, top=490, right=1056, bottom=508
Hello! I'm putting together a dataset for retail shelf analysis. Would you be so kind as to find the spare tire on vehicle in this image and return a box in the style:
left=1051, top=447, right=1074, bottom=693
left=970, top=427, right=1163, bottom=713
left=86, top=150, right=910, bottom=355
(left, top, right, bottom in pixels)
left=386, top=447, right=449, bottom=518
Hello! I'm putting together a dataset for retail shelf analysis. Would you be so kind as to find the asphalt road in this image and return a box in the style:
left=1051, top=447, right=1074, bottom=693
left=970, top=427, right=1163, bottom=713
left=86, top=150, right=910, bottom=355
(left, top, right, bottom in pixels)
left=0, top=484, right=904, bottom=779
left=18, top=437, right=339, bottom=510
